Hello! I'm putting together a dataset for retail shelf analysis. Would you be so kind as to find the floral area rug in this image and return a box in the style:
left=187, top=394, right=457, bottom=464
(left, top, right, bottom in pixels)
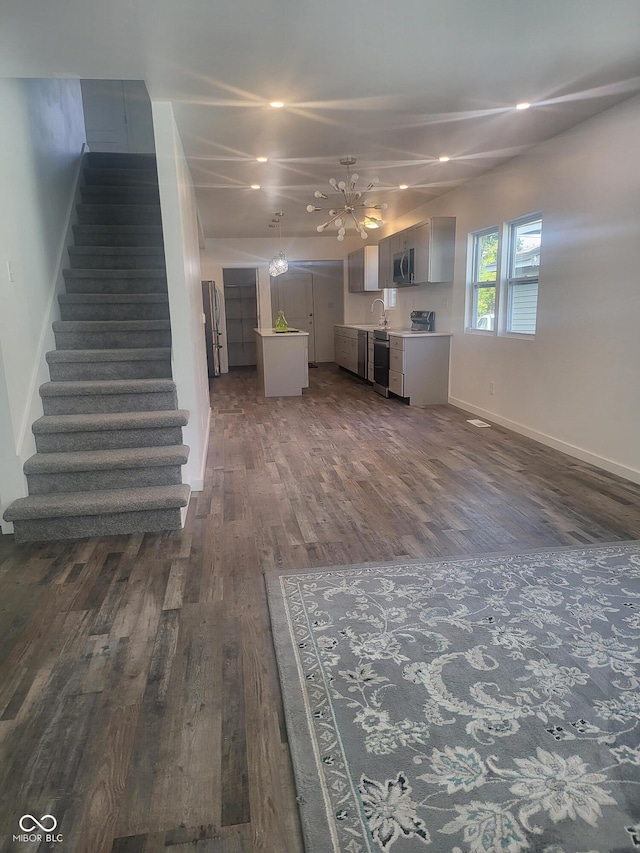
left=265, top=543, right=640, bottom=853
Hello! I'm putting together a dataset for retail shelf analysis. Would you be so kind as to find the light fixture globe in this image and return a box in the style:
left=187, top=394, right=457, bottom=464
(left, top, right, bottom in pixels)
left=269, top=251, right=289, bottom=277
left=307, top=158, right=385, bottom=242
left=268, top=213, right=289, bottom=277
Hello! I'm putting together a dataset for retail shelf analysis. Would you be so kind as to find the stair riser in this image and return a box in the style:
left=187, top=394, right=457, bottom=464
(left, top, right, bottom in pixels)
left=48, top=360, right=172, bottom=381
left=42, top=390, right=177, bottom=415
left=27, top=465, right=183, bottom=495
left=73, top=229, right=164, bottom=248
left=80, top=187, right=160, bottom=206
left=68, top=253, right=165, bottom=270
left=83, top=169, right=159, bottom=187
left=76, top=204, right=162, bottom=226
left=86, top=153, right=158, bottom=170
left=12, top=507, right=183, bottom=544
left=54, top=330, right=171, bottom=350
left=64, top=276, right=167, bottom=294
left=59, top=303, right=170, bottom=322
left=35, top=426, right=184, bottom=453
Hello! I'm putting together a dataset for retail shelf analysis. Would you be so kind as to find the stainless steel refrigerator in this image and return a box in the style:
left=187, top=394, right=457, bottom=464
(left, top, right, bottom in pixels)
left=201, top=280, right=223, bottom=377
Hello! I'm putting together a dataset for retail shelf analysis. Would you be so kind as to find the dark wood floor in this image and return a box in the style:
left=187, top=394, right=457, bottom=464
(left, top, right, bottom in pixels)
left=1, top=364, right=640, bottom=852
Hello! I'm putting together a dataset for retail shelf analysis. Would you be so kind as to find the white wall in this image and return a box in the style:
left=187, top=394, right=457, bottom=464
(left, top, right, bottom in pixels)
left=81, top=79, right=155, bottom=153
left=0, top=78, right=86, bottom=532
left=152, top=101, right=210, bottom=492
left=370, top=95, right=640, bottom=483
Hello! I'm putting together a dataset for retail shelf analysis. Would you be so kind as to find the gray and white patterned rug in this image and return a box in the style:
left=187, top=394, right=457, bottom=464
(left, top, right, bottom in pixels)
left=265, top=543, right=640, bottom=853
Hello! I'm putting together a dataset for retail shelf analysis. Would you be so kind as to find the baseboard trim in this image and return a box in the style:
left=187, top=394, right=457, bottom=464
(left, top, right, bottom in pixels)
left=189, top=405, right=211, bottom=492
left=448, top=396, right=640, bottom=486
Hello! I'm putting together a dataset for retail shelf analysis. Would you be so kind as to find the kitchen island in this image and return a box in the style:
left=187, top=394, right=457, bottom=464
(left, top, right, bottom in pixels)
left=255, top=328, right=309, bottom=397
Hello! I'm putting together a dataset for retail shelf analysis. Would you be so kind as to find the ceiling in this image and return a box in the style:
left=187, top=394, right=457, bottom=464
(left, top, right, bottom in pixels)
left=2, top=0, right=640, bottom=239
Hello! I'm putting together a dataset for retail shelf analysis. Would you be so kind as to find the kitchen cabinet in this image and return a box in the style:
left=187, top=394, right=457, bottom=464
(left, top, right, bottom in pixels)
left=378, top=217, right=456, bottom=287
left=377, top=236, right=392, bottom=289
left=347, top=245, right=380, bottom=292
left=387, top=333, right=451, bottom=405
left=410, top=217, right=456, bottom=284
left=334, top=326, right=359, bottom=373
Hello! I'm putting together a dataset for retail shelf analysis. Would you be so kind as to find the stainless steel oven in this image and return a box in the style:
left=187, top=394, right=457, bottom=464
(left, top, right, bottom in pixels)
left=373, top=330, right=390, bottom=397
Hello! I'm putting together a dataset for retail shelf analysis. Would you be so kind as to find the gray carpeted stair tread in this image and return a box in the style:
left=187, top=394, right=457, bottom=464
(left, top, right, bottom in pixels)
left=80, top=185, right=159, bottom=200
left=59, top=293, right=168, bottom=305
left=68, top=246, right=165, bottom=258
left=52, top=319, right=171, bottom=332
left=76, top=204, right=162, bottom=226
left=32, top=409, right=189, bottom=434
left=4, top=484, right=191, bottom=522
left=46, top=348, right=171, bottom=364
left=39, top=378, right=176, bottom=397
left=83, top=168, right=159, bottom=186
left=86, top=152, right=158, bottom=170
left=64, top=268, right=167, bottom=280
left=72, top=224, right=164, bottom=248
left=24, top=445, right=190, bottom=474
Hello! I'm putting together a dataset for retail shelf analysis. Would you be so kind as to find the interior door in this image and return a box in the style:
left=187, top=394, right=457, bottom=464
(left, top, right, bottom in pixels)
left=271, top=271, right=315, bottom=362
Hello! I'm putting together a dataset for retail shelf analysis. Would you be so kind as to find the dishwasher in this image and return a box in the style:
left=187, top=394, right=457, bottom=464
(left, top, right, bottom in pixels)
left=357, top=329, right=368, bottom=379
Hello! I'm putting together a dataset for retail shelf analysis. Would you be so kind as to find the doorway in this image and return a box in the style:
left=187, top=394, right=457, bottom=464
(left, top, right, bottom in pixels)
left=223, top=268, right=258, bottom=367
left=271, top=269, right=315, bottom=362
left=270, top=261, right=344, bottom=363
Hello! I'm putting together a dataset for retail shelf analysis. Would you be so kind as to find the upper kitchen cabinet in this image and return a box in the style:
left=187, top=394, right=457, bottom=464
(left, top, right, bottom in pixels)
left=378, top=217, right=456, bottom=287
left=347, top=245, right=380, bottom=292
left=377, top=236, right=392, bottom=289
left=410, top=217, right=456, bottom=284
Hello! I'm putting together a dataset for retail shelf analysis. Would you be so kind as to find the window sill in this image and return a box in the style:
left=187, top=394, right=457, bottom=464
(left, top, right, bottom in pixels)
left=464, top=327, right=495, bottom=336
left=498, top=331, right=536, bottom=341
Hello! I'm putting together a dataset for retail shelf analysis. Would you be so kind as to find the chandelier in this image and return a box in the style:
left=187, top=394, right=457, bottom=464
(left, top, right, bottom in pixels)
left=307, top=157, right=387, bottom=241
left=268, top=213, right=289, bottom=277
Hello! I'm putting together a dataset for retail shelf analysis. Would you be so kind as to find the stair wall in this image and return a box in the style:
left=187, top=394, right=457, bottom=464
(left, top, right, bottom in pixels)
left=3, top=152, right=191, bottom=543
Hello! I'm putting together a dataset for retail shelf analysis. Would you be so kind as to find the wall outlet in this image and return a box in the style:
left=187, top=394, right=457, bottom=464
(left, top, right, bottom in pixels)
left=6, top=260, right=14, bottom=282
left=489, top=382, right=495, bottom=396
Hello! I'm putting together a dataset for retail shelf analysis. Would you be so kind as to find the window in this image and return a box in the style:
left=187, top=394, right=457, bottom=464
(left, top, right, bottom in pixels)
left=383, top=287, right=397, bottom=309
left=468, top=228, right=498, bottom=331
left=505, top=215, right=542, bottom=335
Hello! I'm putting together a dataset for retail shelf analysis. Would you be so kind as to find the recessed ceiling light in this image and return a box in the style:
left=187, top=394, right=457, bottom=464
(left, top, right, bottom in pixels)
left=399, top=184, right=408, bottom=190
left=270, top=101, right=285, bottom=109
left=251, top=184, right=261, bottom=190
left=256, top=156, right=268, bottom=162
left=516, top=102, right=531, bottom=110
left=439, top=156, right=450, bottom=162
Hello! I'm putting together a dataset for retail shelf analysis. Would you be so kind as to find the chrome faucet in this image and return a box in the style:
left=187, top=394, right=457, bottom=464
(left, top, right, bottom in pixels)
left=371, top=298, right=388, bottom=328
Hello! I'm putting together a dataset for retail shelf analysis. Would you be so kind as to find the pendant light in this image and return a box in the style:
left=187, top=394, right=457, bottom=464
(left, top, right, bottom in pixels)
left=268, top=213, right=289, bottom=277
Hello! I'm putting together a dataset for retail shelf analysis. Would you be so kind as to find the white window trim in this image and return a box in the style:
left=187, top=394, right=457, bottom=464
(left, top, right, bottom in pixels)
left=465, top=226, right=499, bottom=335
left=498, top=213, right=541, bottom=339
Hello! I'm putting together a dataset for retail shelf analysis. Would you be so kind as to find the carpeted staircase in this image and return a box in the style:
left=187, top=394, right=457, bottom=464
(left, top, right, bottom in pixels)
left=3, top=152, right=191, bottom=543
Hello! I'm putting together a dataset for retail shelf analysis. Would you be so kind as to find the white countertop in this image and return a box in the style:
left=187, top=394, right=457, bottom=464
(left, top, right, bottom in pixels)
left=255, top=328, right=309, bottom=337
left=335, top=324, right=451, bottom=337
left=388, top=330, right=452, bottom=338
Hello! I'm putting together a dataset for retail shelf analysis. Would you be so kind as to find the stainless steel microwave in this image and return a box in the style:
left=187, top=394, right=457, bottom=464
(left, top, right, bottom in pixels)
left=392, top=248, right=416, bottom=286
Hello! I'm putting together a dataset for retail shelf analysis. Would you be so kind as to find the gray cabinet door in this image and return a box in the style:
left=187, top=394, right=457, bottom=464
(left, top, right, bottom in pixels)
left=347, top=249, right=365, bottom=292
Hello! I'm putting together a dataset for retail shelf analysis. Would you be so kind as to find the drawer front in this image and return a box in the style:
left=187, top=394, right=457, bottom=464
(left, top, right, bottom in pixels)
left=390, top=348, right=404, bottom=373
left=389, top=368, right=404, bottom=396
left=389, top=335, right=405, bottom=351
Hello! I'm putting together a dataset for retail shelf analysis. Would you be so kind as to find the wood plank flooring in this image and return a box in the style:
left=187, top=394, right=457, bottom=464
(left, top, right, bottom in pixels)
left=1, top=364, right=640, bottom=852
